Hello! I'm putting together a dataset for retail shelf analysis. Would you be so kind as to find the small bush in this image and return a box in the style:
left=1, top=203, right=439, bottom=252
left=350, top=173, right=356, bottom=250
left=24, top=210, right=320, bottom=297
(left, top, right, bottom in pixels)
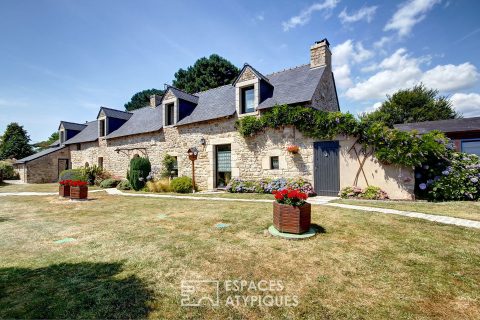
left=128, top=157, right=151, bottom=191
left=161, top=154, right=177, bottom=178
left=116, top=180, right=131, bottom=190
left=339, top=186, right=388, bottom=200
left=146, top=179, right=172, bottom=193
left=59, top=169, right=86, bottom=182
left=0, top=161, right=19, bottom=180
left=81, top=165, right=103, bottom=185
left=171, top=176, right=194, bottom=193
left=99, top=178, right=120, bottom=188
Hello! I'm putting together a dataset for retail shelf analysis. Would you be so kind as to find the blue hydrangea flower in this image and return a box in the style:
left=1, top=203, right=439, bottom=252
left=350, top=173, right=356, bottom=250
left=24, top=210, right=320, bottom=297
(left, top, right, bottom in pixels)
left=419, top=183, right=427, bottom=190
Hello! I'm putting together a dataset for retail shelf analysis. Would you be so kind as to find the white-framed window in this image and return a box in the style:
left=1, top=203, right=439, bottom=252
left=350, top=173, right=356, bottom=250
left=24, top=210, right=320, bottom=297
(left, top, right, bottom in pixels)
left=270, top=156, right=280, bottom=170
left=462, top=139, right=480, bottom=156
left=241, top=86, right=255, bottom=114
left=99, top=119, right=106, bottom=136
left=166, top=103, right=175, bottom=126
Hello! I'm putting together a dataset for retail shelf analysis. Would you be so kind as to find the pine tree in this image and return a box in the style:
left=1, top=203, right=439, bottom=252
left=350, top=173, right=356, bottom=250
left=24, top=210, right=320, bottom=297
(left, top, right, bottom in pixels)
left=0, top=123, right=34, bottom=160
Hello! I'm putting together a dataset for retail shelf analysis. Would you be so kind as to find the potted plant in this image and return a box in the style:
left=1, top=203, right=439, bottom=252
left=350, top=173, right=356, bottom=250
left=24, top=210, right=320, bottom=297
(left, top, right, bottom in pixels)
left=59, top=180, right=71, bottom=198
left=70, top=180, right=88, bottom=200
left=272, top=189, right=311, bottom=234
left=287, top=145, right=300, bottom=154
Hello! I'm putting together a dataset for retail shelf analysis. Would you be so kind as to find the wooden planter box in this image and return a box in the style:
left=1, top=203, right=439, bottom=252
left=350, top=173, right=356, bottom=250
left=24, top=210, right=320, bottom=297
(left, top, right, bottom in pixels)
left=70, top=186, right=88, bottom=200
left=59, top=185, right=70, bottom=198
left=273, top=202, right=311, bottom=234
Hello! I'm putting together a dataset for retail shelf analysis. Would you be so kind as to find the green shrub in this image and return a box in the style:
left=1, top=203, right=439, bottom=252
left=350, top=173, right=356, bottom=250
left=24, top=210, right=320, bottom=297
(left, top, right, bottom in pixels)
left=0, top=161, right=19, bottom=180
left=99, top=178, right=120, bottom=188
left=161, top=154, right=177, bottom=178
left=59, top=169, right=86, bottom=182
left=128, top=157, right=151, bottom=191
left=81, top=165, right=103, bottom=185
left=171, top=176, right=194, bottom=193
left=116, top=180, right=131, bottom=190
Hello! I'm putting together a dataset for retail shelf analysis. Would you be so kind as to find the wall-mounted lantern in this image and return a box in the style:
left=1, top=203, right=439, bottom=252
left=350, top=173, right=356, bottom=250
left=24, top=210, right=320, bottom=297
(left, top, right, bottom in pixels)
left=187, top=147, right=199, bottom=192
left=200, top=137, right=206, bottom=146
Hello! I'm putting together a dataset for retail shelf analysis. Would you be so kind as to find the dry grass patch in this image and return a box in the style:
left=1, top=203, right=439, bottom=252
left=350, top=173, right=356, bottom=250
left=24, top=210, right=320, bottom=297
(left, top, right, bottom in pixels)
left=0, top=182, right=100, bottom=193
left=334, top=199, right=480, bottom=221
left=0, top=194, right=479, bottom=319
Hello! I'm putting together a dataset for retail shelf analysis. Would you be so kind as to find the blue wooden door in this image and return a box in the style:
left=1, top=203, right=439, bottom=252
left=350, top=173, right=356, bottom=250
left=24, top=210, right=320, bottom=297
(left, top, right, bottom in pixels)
left=314, top=141, right=340, bottom=196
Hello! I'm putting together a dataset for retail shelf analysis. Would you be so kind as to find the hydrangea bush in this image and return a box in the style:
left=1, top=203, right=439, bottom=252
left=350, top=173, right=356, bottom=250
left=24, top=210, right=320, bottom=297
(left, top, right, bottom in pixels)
left=339, top=186, right=389, bottom=200
left=226, top=177, right=316, bottom=196
left=416, top=152, right=480, bottom=201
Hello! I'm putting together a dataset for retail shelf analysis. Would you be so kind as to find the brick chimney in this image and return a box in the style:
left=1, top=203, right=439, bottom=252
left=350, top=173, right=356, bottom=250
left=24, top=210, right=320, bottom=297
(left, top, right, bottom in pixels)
left=150, top=94, right=162, bottom=108
left=310, top=39, right=331, bottom=69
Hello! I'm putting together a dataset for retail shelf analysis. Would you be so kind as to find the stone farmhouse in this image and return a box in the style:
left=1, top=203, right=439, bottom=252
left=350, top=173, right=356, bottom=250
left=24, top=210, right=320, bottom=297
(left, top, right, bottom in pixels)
left=15, top=39, right=415, bottom=199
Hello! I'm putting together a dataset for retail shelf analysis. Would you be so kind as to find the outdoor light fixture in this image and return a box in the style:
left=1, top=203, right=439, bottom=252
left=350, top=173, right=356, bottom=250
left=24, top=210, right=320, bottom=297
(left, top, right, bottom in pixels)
left=187, top=147, right=199, bottom=193
left=200, top=137, right=206, bottom=146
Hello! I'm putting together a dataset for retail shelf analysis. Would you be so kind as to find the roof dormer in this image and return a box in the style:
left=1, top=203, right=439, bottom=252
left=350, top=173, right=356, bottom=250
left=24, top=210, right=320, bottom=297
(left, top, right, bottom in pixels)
left=233, top=64, right=273, bottom=115
left=162, top=86, right=198, bottom=126
left=96, top=107, right=132, bottom=137
left=58, top=121, right=87, bottom=145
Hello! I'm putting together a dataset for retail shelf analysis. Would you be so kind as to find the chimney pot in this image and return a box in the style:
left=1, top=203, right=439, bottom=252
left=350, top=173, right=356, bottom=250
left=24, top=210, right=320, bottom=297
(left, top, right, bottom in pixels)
left=310, top=38, right=331, bottom=69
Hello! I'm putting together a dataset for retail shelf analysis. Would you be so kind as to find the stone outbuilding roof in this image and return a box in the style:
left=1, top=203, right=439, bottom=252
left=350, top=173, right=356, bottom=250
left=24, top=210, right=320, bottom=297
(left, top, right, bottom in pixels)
left=394, top=117, right=480, bottom=134
left=16, top=145, right=67, bottom=164
left=97, top=107, right=133, bottom=120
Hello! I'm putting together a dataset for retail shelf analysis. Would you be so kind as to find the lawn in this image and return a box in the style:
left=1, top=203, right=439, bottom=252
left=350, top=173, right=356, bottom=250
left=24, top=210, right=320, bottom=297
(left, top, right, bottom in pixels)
left=334, top=199, right=480, bottom=222
left=125, top=189, right=275, bottom=200
left=0, top=194, right=479, bottom=319
left=0, top=182, right=100, bottom=193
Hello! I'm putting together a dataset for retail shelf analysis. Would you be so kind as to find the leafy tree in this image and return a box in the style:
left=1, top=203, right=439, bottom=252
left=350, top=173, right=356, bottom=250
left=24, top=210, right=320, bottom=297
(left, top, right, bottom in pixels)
left=124, top=88, right=164, bottom=111
left=172, top=54, right=240, bottom=93
left=0, top=122, right=34, bottom=160
left=361, top=84, right=459, bottom=128
left=34, top=131, right=59, bottom=151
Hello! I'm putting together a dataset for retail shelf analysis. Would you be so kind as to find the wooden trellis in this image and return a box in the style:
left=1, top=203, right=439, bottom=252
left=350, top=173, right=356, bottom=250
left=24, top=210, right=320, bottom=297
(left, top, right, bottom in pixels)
left=347, top=139, right=373, bottom=187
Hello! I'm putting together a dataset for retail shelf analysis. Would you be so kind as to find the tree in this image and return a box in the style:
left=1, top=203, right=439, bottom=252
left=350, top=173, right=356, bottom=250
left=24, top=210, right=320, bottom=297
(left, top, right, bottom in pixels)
left=0, top=122, right=34, bottom=160
left=34, top=131, right=59, bottom=151
left=172, top=54, right=240, bottom=94
left=361, top=84, right=459, bottom=128
left=124, top=88, right=164, bottom=111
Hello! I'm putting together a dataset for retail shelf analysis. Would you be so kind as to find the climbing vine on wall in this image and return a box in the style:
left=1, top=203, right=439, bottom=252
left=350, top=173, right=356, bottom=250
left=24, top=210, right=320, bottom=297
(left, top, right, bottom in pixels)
left=235, top=105, right=450, bottom=167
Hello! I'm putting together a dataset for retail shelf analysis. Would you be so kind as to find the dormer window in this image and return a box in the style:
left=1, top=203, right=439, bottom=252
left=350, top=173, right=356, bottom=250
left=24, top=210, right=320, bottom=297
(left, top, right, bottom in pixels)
left=166, top=103, right=175, bottom=126
left=60, top=131, right=65, bottom=144
left=99, top=119, right=106, bottom=137
left=241, top=86, right=255, bottom=114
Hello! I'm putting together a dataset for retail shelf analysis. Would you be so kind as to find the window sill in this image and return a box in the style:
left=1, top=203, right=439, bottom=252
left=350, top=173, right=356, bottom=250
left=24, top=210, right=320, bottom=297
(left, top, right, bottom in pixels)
left=237, top=111, right=258, bottom=117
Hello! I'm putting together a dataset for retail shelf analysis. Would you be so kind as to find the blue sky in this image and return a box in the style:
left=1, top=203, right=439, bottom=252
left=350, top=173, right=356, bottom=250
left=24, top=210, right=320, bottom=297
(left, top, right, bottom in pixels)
left=1, top=0, right=479, bottom=142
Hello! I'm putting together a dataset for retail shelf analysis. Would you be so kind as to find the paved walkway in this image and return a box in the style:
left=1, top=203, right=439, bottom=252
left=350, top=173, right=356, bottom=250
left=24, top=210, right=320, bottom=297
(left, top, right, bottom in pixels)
left=326, top=202, right=480, bottom=229
left=1, top=188, right=478, bottom=229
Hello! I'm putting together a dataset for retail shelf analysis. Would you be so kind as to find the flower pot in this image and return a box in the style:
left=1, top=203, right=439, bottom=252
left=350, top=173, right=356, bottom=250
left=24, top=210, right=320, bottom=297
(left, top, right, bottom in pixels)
left=59, top=185, right=70, bottom=198
left=273, top=202, right=311, bottom=234
left=70, top=185, right=88, bottom=200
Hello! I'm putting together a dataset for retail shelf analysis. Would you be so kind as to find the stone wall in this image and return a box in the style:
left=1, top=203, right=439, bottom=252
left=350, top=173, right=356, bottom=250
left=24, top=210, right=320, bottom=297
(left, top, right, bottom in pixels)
left=17, top=147, right=71, bottom=183
left=311, top=70, right=339, bottom=111
left=70, top=117, right=414, bottom=199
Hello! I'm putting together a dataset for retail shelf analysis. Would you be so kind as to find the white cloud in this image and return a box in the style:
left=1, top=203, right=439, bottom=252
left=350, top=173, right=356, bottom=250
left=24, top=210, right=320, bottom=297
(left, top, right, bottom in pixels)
left=374, top=36, right=393, bottom=49
left=339, top=6, right=377, bottom=24
left=331, top=39, right=374, bottom=89
left=282, top=0, right=340, bottom=31
left=450, top=93, right=480, bottom=117
left=345, top=48, right=479, bottom=101
left=384, top=0, right=440, bottom=37
left=345, top=48, right=424, bottom=100
left=421, top=63, right=478, bottom=91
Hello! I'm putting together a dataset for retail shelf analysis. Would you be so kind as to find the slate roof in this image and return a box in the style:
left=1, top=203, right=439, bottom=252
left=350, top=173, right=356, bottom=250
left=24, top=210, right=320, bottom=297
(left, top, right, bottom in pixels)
left=64, top=121, right=99, bottom=144
left=257, top=64, right=325, bottom=109
left=106, top=106, right=163, bottom=139
left=176, top=85, right=235, bottom=126
left=97, top=107, right=133, bottom=120
left=394, top=117, right=480, bottom=134
left=59, top=63, right=329, bottom=139
left=166, top=86, right=199, bottom=104
left=59, top=121, right=87, bottom=131
left=16, top=145, right=67, bottom=164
